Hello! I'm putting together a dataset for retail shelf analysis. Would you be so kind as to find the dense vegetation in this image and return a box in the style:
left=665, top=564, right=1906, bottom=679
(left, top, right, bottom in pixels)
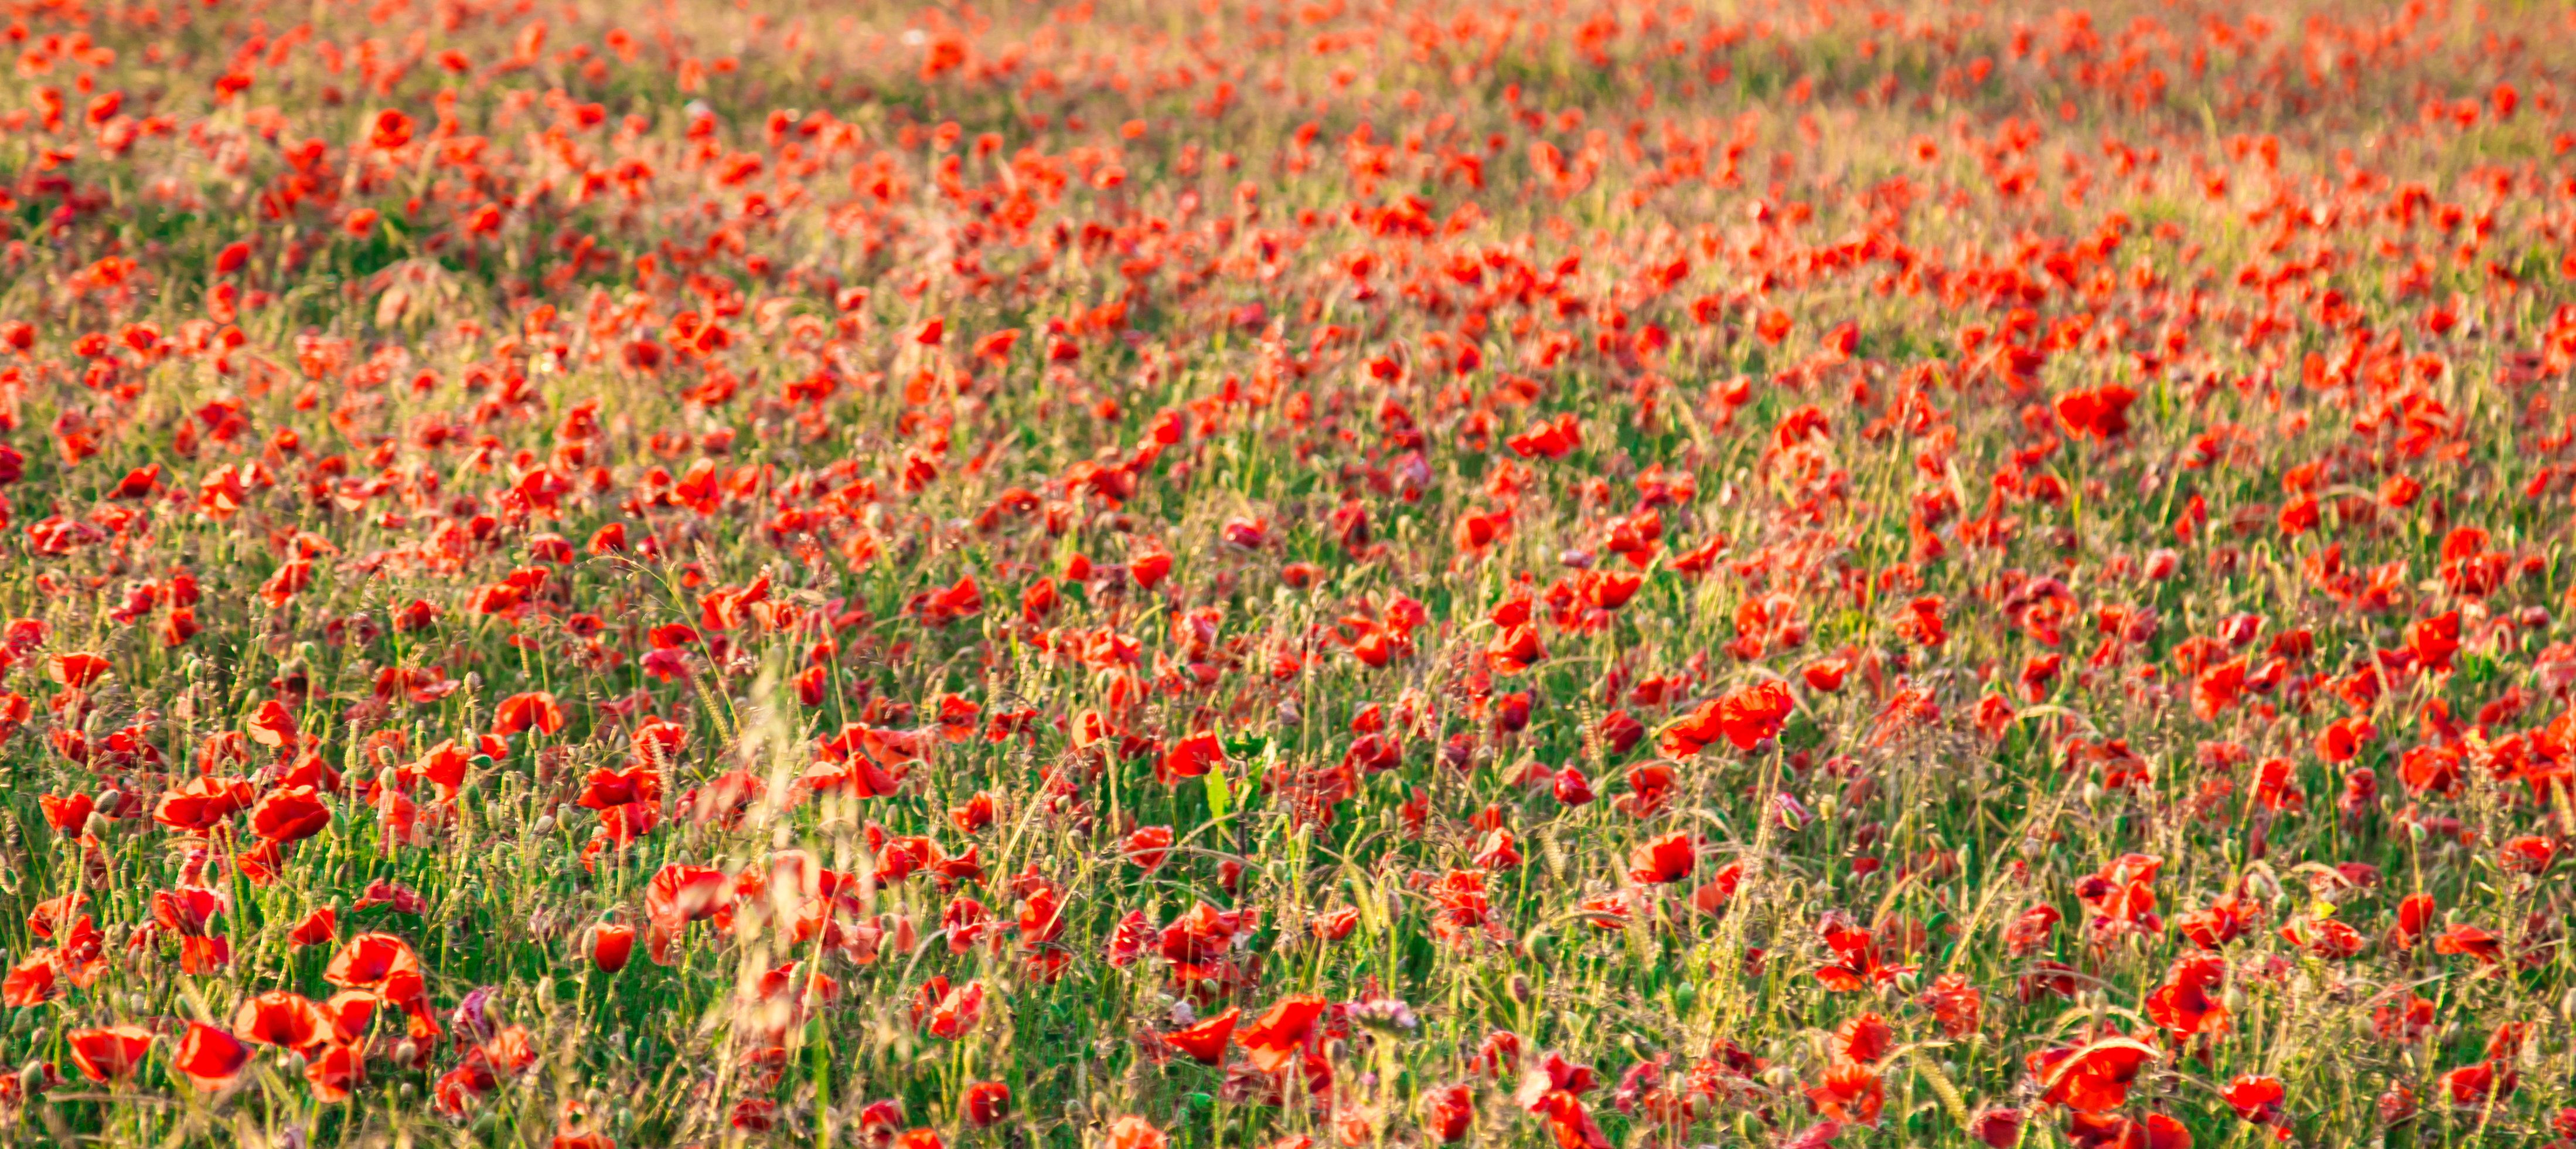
left=1, top=0, right=2574, bottom=1145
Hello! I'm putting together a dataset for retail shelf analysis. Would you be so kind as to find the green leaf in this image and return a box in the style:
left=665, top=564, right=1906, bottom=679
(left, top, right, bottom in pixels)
left=1205, top=760, right=1231, bottom=821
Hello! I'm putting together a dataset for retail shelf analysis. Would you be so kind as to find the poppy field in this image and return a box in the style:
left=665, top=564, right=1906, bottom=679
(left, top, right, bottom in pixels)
left=7, top=0, right=2576, bottom=1144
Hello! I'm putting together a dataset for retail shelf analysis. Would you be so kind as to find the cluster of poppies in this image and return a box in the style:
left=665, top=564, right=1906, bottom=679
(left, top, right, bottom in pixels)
left=1, top=0, right=2575, bottom=1144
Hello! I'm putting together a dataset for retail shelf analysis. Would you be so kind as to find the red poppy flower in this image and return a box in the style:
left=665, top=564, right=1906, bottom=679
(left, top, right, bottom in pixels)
left=1717, top=681, right=1795, bottom=750
left=2378, top=1087, right=2418, bottom=1123
left=1804, top=1061, right=1884, bottom=1126
left=2074, top=853, right=2162, bottom=925
left=1129, top=550, right=1173, bottom=590
left=2067, top=1112, right=2190, bottom=1149
left=242, top=699, right=302, bottom=749
left=2004, top=905, right=2061, bottom=956
left=1427, top=1083, right=1474, bottom=1142
left=1486, top=623, right=1546, bottom=675
left=28, top=891, right=86, bottom=939
left=492, top=691, right=566, bottom=736
left=2029, top=1037, right=2156, bottom=1113
left=1529, top=1089, right=1614, bottom=1149
left=1802, top=655, right=1851, bottom=692
left=66, top=1025, right=154, bottom=1082
left=38, top=791, right=94, bottom=835
left=2441, top=1060, right=2517, bottom=1108
left=321, top=990, right=379, bottom=1045
left=1611, top=763, right=1677, bottom=820
left=1815, top=918, right=1914, bottom=991
left=2143, top=954, right=2230, bottom=1039
left=356, top=878, right=427, bottom=913
left=2434, top=923, right=2503, bottom=965
left=435, top=1064, right=498, bottom=1117
left=922, top=979, right=985, bottom=1039
left=2394, top=893, right=2437, bottom=943
left=2054, top=385, right=2138, bottom=440
left=151, top=886, right=225, bottom=936
left=2175, top=893, right=2258, bottom=950
left=1579, top=570, right=1642, bottom=610
left=590, top=923, right=636, bottom=973
left=289, top=907, right=339, bottom=947
left=306, top=1041, right=365, bottom=1102
left=644, top=865, right=732, bottom=932
left=250, top=785, right=332, bottom=843
left=1969, top=1109, right=2023, bottom=1148
left=235, top=990, right=330, bottom=1048
left=179, top=935, right=232, bottom=973
left=1307, top=906, right=1359, bottom=941
left=49, top=652, right=111, bottom=687
left=1594, top=711, right=1645, bottom=754
left=324, top=932, right=424, bottom=993
left=369, top=108, right=414, bottom=149
left=1167, top=1007, right=1238, bottom=1063
left=1834, top=1013, right=1893, bottom=1066
left=172, top=1022, right=249, bottom=1090
left=2224, top=1073, right=2287, bottom=1123
left=2278, top=916, right=2365, bottom=958
left=1108, top=1117, right=1166, bottom=1149
left=2497, top=835, right=2556, bottom=874
left=1157, top=732, right=1225, bottom=783
left=1123, top=825, right=1175, bottom=871
left=154, top=776, right=257, bottom=832
left=1236, top=994, right=1326, bottom=1072
left=1625, top=833, right=1696, bottom=885
left=1919, top=975, right=1982, bottom=1037
left=3, top=954, right=57, bottom=1007
left=962, top=1080, right=1010, bottom=1127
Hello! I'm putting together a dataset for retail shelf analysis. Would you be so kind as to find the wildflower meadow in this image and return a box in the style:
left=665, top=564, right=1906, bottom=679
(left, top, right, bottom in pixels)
left=1, top=0, right=2574, bottom=1146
